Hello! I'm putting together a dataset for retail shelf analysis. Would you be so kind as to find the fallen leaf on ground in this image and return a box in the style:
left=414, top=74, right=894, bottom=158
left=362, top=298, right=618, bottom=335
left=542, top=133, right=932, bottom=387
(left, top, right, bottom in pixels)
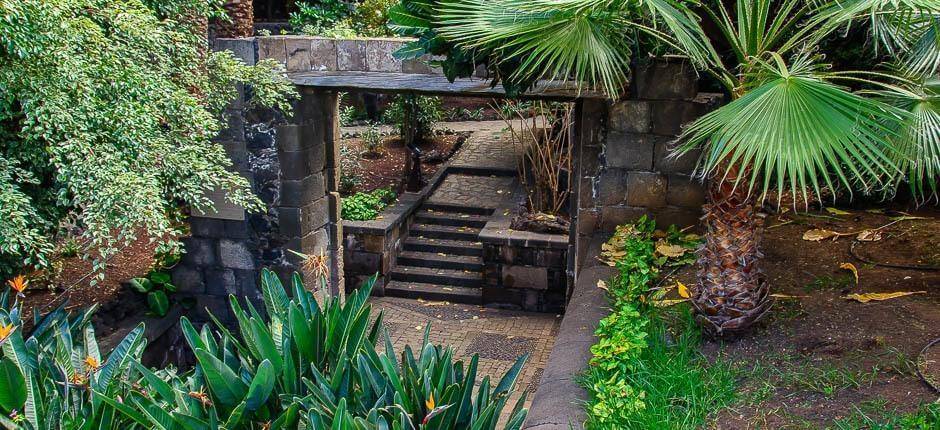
left=656, top=241, right=688, bottom=258
left=770, top=293, right=809, bottom=299
left=840, top=262, right=859, bottom=284
left=597, top=280, right=609, bottom=291
left=856, top=230, right=883, bottom=242
left=803, top=229, right=844, bottom=241
left=676, top=281, right=691, bottom=299
left=825, top=207, right=851, bottom=215
left=652, top=299, right=686, bottom=307
left=843, top=291, right=926, bottom=303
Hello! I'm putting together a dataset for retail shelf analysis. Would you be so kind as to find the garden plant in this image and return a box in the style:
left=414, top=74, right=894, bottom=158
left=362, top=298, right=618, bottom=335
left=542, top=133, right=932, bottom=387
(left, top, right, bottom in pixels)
left=0, top=270, right=530, bottom=429
left=389, top=0, right=940, bottom=336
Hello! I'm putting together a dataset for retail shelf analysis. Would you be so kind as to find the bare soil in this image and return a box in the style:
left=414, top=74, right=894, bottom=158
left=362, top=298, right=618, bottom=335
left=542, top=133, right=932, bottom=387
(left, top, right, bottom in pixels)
left=670, top=206, right=940, bottom=429
left=340, top=132, right=465, bottom=195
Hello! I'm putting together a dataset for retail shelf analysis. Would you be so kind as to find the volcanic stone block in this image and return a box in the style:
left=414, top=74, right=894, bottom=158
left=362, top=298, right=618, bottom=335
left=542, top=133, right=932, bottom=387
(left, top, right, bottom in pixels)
left=632, top=60, right=698, bottom=100
left=666, top=175, right=706, bottom=208
left=596, top=169, right=629, bottom=206
left=280, top=173, right=325, bottom=208
left=256, top=37, right=287, bottom=64
left=205, top=268, right=237, bottom=296
left=309, top=38, right=337, bottom=71
left=577, top=209, right=599, bottom=235
left=654, top=206, right=701, bottom=230
left=578, top=176, right=596, bottom=209
left=604, top=131, right=658, bottom=171
left=182, top=237, right=216, bottom=267
left=402, top=57, right=433, bottom=74
left=366, top=39, right=404, bottom=72
left=285, top=37, right=312, bottom=72
left=189, top=218, right=226, bottom=239
left=171, top=265, right=205, bottom=294
left=654, top=138, right=699, bottom=174
left=218, top=239, right=255, bottom=270
left=502, top=265, right=548, bottom=290
left=279, top=197, right=329, bottom=238
left=624, top=172, right=667, bottom=208
left=345, top=250, right=382, bottom=274
left=336, top=39, right=367, bottom=71
left=609, top=100, right=651, bottom=133
left=651, top=100, right=699, bottom=136
left=578, top=143, right=602, bottom=174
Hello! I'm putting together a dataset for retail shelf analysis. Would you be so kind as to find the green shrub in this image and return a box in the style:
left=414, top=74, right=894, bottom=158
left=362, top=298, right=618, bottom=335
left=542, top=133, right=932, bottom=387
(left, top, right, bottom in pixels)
left=0, top=0, right=295, bottom=280
left=583, top=217, right=736, bottom=430
left=342, top=188, right=397, bottom=221
left=352, top=0, right=398, bottom=37
left=384, top=95, right=443, bottom=142
left=289, top=0, right=353, bottom=31
left=361, top=122, right=384, bottom=156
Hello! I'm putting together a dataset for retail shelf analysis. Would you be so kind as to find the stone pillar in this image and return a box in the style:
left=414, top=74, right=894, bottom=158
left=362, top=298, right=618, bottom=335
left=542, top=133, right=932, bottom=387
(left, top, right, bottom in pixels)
left=172, top=39, right=345, bottom=326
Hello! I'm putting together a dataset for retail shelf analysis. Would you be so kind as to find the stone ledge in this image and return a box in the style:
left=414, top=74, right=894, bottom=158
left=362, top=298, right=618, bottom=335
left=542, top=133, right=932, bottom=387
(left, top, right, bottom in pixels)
left=479, top=191, right=568, bottom=250
left=523, top=261, right=616, bottom=430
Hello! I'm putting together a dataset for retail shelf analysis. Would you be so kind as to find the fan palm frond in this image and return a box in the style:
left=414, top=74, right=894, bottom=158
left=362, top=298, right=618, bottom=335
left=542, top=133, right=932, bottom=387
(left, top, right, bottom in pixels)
left=432, top=0, right=711, bottom=96
left=875, top=82, right=940, bottom=202
left=679, top=54, right=907, bottom=206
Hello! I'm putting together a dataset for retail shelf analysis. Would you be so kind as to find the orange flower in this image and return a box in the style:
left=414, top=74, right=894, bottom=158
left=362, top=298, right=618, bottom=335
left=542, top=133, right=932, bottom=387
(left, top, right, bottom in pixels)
left=7, top=276, right=27, bottom=294
left=425, top=393, right=435, bottom=410
left=0, top=323, right=14, bottom=343
left=84, top=355, right=100, bottom=371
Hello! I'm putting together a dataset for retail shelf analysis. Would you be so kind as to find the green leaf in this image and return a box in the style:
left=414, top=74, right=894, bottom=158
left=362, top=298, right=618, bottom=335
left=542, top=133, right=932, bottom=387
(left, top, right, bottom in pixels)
left=147, top=290, right=170, bottom=317
left=245, top=359, right=276, bottom=411
left=149, top=271, right=172, bottom=285
left=128, top=277, right=153, bottom=293
left=0, top=358, right=26, bottom=413
left=193, top=348, right=249, bottom=407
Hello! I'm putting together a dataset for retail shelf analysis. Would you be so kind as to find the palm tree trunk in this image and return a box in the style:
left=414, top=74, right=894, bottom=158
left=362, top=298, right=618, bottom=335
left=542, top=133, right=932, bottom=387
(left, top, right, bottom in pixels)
left=692, top=166, right=772, bottom=337
left=216, top=0, right=255, bottom=39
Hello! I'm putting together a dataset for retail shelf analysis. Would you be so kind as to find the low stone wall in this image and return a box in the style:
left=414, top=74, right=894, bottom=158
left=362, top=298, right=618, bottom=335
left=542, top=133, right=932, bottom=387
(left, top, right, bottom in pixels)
left=343, top=193, right=418, bottom=295
left=254, top=35, right=437, bottom=75
left=479, top=195, right=569, bottom=312
left=574, top=58, right=722, bottom=268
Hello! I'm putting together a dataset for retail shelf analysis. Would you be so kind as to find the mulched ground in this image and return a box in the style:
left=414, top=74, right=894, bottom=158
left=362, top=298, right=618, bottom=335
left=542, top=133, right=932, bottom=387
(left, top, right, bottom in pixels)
left=340, top=132, right=466, bottom=195
left=19, top=231, right=155, bottom=337
left=658, top=205, right=940, bottom=428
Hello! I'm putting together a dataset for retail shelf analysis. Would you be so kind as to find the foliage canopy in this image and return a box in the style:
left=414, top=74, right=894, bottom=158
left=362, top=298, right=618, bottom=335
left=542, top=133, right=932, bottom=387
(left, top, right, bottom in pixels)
left=0, top=0, right=295, bottom=279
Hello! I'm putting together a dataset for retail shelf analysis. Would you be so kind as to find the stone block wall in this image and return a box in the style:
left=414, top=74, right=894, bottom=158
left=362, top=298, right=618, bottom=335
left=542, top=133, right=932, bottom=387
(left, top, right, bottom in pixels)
left=575, top=59, right=721, bottom=244
left=172, top=38, right=344, bottom=325
left=254, top=36, right=437, bottom=75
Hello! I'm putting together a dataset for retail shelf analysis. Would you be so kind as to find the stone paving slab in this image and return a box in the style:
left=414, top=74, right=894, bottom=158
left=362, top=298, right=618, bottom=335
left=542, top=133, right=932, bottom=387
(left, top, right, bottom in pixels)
left=450, top=128, right=522, bottom=172
left=370, top=296, right=561, bottom=426
left=427, top=174, right=515, bottom=209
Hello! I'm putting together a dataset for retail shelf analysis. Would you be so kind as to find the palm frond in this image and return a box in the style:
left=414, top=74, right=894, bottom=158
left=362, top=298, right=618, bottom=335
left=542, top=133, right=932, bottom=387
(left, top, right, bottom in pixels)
left=678, top=54, right=906, bottom=206
left=432, top=0, right=711, bottom=96
left=875, top=83, right=940, bottom=202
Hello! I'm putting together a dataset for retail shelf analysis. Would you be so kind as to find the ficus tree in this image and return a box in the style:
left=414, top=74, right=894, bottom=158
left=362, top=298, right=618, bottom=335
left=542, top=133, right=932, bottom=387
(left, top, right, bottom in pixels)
left=389, top=0, right=940, bottom=336
left=0, top=0, right=295, bottom=280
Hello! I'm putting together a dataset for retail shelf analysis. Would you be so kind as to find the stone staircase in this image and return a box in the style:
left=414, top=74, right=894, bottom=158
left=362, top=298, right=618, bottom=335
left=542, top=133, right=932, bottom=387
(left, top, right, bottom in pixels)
left=385, top=203, right=493, bottom=304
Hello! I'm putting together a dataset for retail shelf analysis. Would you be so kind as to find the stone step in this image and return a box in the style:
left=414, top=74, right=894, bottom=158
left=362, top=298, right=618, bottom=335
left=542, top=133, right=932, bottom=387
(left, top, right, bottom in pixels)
left=389, top=265, right=483, bottom=288
left=403, top=237, right=483, bottom=256
left=384, top=281, right=482, bottom=305
left=422, top=203, right=493, bottom=216
left=414, top=210, right=489, bottom=228
left=397, top=251, right=483, bottom=271
left=409, top=223, right=480, bottom=241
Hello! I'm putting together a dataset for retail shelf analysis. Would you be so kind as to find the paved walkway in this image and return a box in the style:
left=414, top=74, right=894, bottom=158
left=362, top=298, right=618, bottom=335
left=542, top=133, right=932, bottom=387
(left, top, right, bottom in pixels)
left=367, top=121, right=553, bottom=424
left=371, top=296, right=561, bottom=426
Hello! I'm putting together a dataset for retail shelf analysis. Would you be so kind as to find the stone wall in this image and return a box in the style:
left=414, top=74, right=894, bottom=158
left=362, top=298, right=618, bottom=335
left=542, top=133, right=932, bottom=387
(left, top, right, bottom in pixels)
left=254, top=36, right=437, bottom=74
left=172, top=38, right=344, bottom=325
left=574, top=59, right=722, bottom=267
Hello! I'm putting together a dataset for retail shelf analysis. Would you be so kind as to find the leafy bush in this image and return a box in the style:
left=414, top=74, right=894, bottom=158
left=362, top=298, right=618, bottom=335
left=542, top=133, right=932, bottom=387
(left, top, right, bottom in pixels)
left=0, top=269, right=531, bottom=429
left=289, top=0, right=353, bottom=31
left=352, top=0, right=398, bottom=37
left=361, top=122, right=385, bottom=156
left=342, top=188, right=397, bottom=221
left=0, top=0, right=295, bottom=281
left=384, top=95, right=443, bottom=143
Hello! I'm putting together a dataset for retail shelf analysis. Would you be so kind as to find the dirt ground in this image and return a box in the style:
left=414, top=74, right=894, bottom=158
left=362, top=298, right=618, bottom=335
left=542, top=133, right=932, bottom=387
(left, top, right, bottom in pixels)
left=668, top=205, right=940, bottom=429
left=340, top=132, right=465, bottom=194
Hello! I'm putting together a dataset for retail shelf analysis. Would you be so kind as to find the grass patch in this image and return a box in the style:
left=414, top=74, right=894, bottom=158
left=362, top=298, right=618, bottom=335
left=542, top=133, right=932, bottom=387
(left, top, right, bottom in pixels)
left=582, top=218, right=737, bottom=429
left=831, top=401, right=940, bottom=429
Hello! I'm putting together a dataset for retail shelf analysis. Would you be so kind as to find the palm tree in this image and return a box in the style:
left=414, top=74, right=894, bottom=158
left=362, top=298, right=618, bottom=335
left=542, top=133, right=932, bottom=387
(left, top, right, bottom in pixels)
left=390, top=0, right=940, bottom=336
left=216, top=0, right=255, bottom=38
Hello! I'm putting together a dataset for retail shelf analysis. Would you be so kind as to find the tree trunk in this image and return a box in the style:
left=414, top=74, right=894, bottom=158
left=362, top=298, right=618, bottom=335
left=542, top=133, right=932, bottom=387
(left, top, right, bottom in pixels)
left=216, top=0, right=255, bottom=39
left=692, top=167, right=772, bottom=337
